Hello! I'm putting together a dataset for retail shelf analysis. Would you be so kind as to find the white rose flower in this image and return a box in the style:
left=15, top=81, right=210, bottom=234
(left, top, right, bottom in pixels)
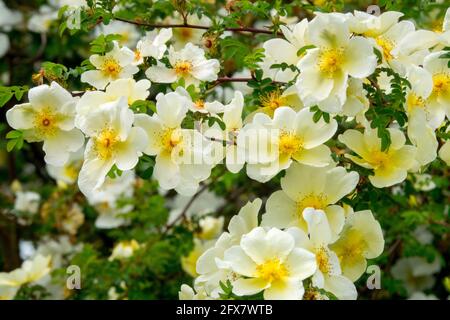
left=75, top=78, right=151, bottom=128
left=81, top=41, right=139, bottom=90
left=238, top=107, right=337, bottom=182
left=145, top=43, right=220, bottom=86
left=6, top=82, right=85, bottom=166
left=77, top=97, right=147, bottom=196
left=286, top=209, right=358, bottom=300
left=296, top=14, right=377, bottom=112
left=135, top=88, right=214, bottom=195
left=339, top=126, right=416, bottom=188
left=134, top=28, right=172, bottom=64
left=224, top=227, right=317, bottom=300
left=262, top=162, right=358, bottom=240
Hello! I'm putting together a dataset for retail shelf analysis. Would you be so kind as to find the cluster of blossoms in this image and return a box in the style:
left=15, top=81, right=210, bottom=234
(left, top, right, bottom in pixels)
left=3, top=4, right=450, bottom=300
left=181, top=163, right=384, bottom=300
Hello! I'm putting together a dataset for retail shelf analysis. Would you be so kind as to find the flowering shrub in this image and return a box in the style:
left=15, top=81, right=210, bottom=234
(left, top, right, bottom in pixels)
left=0, top=0, right=449, bottom=300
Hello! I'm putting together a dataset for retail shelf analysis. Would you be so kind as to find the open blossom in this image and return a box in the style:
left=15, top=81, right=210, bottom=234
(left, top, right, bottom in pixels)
left=6, top=82, right=84, bottom=166
left=47, top=147, right=84, bottom=186
left=223, top=227, right=317, bottom=300
left=14, top=191, right=40, bottom=214
left=296, top=14, right=377, bottom=112
left=181, top=238, right=215, bottom=277
left=135, top=88, right=214, bottom=195
left=391, top=256, right=441, bottom=295
left=77, top=97, right=147, bottom=196
left=195, top=199, right=261, bottom=298
left=403, top=66, right=438, bottom=167
left=330, top=210, right=384, bottom=282
left=75, top=78, right=151, bottom=128
left=348, top=10, right=404, bottom=36
left=238, top=107, right=337, bottom=182
left=423, top=51, right=450, bottom=121
left=134, top=28, right=172, bottom=64
left=145, top=43, right=220, bottom=86
left=0, top=254, right=51, bottom=300
left=262, top=162, right=359, bottom=240
left=109, top=240, right=140, bottom=261
left=260, top=19, right=309, bottom=82
left=339, top=126, right=416, bottom=188
left=287, top=209, right=357, bottom=300
left=248, top=86, right=303, bottom=120
left=339, top=78, right=369, bottom=120
left=204, top=91, right=245, bottom=173
left=81, top=41, right=139, bottom=90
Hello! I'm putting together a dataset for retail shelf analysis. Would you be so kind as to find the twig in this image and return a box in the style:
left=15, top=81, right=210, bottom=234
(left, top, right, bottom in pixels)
left=163, top=168, right=226, bottom=232
left=114, top=17, right=282, bottom=36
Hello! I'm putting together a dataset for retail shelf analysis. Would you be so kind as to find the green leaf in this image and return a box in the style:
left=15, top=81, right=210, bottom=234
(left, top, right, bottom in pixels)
left=297, top=45, right=316, bottom=57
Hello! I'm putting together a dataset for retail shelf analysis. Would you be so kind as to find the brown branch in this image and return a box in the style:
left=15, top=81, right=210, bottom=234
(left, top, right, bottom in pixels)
left=163, top=168, right=226, bottom=233
left=114, top=17, right=282, bottom=36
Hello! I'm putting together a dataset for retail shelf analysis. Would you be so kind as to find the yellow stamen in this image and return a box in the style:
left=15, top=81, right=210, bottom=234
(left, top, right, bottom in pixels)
left=174, top=61, right=193, bottom=76
left=34, top=107, right=59, bottom=138
left=296, top=193, right=328, bottom=217
left=432, top=73, right=450, bottom=95
left=95, top=128, right=119, bottom=160
left=162, top=128, right=183, bottom=152
left=315, top=246, right=331, bottom=274
left=368, top=150, right=390, bottom=169
left=406, top=92, right=425, bottom=113
left=333, top=229, right=365, bottom=267
left=318, top=48, right=344, bottom=77
left=256, top=258, right=288, bottom=282
left=63, top=164, right=79, bottom=181
left=134, top=49, right=142, bottom=62
left=260, top=90, right=286, bottom=114
left=279, top=132, right=303, bottom=157
left=375, top=36, right=394, bottom=61
left=101, top=58, right=122, bottom=78
left=194, top=100, right=205, bottom=110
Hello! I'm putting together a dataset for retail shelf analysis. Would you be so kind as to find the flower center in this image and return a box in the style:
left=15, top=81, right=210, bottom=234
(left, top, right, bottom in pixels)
left=63, top=163, right=79, bottom=181
left=194, top=99, right=205, bottom=110
left=432, top=73, right=450, bottom=95
left=406, top=92, right=425, bottom=112
left=34, top=108, right=58, bottom=137
left=178, top=28, right=193, bottom=40
left=279, top=132, right=303, bottom=156
left=174, top=61, right=193, bottom=76
left=368, top=150, right=390, bottom=169
left=256, top=258, right=288, bottom=282
left=375, top=36, right=394, bottom=61
left=95, top=128, right=119, bottom=160
left=296, top=193, right=328, bottom=217
left=260, top=90, right=286, bottom=112
left=334, top=229, right=365, bottom=266
left=315, top=246, right=331, bottom=274
left=101, top=58, right=122, bottom=78
left=134, top=49, right=142, bottom=62
left=318, top=48, right=344, bottom=77
left=162, top=128, right=183, bottom=152
left=431, top=19, right=443, bottom=33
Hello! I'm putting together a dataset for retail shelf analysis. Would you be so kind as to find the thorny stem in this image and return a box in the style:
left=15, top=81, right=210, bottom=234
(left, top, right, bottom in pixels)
left=114, top=17, right=282, bottom=36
